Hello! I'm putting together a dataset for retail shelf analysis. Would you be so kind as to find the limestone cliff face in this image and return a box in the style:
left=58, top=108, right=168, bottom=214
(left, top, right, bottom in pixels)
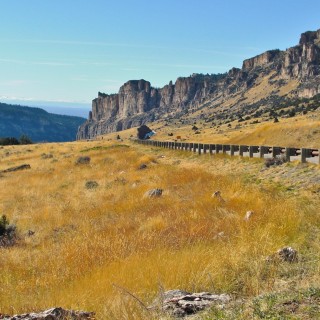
left=281, top=43, right=320, bottom=78
left=77, top=74, right=224, bottom=139
left=77, top=28, right=320, bottom=140
left=92, top=93, right=119, bottom=121
left=242, top=50, right=281, bottom=71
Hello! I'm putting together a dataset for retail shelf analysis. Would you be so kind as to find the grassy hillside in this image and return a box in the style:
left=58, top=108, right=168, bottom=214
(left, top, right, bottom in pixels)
left=0, top=102, right=86, bottom=142
left=0, top=138, right=319, bottom=319
left=107, top=109, right=320, bottom=149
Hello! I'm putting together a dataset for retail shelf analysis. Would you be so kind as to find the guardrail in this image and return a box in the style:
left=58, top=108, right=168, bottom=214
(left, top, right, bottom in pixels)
left=134, top=139, right=320, bottom=164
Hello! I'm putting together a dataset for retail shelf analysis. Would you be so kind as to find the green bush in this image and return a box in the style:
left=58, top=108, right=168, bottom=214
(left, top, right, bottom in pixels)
left=19, top=134, right=33, bottom=145
left=0, top=215, right=9, bottom=236
left=0, top=215, right=17, bottom=247
left=0, top=137, right=20, bottom=145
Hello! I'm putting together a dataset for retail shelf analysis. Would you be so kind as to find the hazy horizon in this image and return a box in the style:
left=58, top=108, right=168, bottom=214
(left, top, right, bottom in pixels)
left=0, top=98, right=90, bottom=118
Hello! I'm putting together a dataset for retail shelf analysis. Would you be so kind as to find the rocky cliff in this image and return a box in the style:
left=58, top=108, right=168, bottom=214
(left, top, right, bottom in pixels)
left=77, top=28, right=320, bottom=140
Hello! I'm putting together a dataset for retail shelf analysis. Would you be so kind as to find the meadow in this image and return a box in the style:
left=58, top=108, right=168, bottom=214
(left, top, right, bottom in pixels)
left=0, top=139, right=319, bottom=319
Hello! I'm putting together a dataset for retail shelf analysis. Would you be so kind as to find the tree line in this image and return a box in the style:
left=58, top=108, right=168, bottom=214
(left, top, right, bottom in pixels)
left=0, top=134, right=33, bottom=146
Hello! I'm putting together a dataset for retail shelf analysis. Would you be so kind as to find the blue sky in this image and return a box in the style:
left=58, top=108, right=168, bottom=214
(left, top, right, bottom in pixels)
left=0, top=0, right=319, bottom=111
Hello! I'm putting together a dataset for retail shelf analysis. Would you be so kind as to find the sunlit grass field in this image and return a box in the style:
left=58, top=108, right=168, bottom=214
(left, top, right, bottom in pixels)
left=0, top=140, right=319, bottom=319
left=119, top=111, right=320, bottom=149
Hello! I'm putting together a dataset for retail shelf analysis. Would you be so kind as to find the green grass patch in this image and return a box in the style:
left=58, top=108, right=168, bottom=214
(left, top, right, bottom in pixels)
left=80, top=144, right=130, bottom=153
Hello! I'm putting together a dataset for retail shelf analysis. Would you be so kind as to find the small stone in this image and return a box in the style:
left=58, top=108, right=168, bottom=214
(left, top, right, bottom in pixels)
left=214, top=231, right=225, bottom=240
left=138, top=164, right=147, bottom=170
left=26, top=230, right=35, bottom=237
left=76, top=156, right=90, bottom=165
left=144, top=188, right=163, bottom=198
left=244, top=210, right=254, bottom=221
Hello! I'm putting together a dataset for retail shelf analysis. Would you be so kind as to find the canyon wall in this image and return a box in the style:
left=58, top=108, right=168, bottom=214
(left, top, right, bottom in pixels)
left=77, top=29, right=320, bottom=140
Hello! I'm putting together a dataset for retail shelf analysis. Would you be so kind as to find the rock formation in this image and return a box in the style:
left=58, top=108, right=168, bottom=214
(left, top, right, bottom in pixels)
left=150, top=289, right=231, bottom=318
left=77, top=28, right=320, bottom=140
left=1, top=307, right=94, bottom=320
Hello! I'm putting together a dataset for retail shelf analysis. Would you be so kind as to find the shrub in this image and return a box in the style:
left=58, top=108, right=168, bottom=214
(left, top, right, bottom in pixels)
left=0, top=137, right=20, bottom=146
left=85, top=181, right=99, bottom=189
left=0, top=215, right=9, bottom=236
left=265, top=156, right=286, bottom=168
left=0, top=215, right=17, bottom=246
left=76, top=156, right=91, bottom=165
left=19, top=134, right=33, bottom=145
left=288, top=110, right=296, bottom=117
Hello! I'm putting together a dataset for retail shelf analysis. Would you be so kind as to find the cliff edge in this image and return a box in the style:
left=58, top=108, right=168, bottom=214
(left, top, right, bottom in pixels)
left=77, top=28, right=320, bottom=140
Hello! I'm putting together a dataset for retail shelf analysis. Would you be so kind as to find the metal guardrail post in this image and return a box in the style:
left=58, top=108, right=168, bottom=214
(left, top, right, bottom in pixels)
left=259, top=146, right=265, bottom=158
left=193, top=143, right=197, bottom=152
left=249, top=146, right=254, bottom=158
left=138, top=139, right=319, bottom=165
left=301, top=148, right=307, bottom=163
left=230, top=145, right=235, bottom=156
left=239, top=145, right=245, bottom=156
left=285, top=147, right=291, bottom=162
left=272, top=146, right=281, bottom=158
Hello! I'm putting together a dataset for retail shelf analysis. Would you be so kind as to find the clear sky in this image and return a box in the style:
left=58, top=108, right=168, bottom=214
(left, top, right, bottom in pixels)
left=0, top=0, right=319, bottom=109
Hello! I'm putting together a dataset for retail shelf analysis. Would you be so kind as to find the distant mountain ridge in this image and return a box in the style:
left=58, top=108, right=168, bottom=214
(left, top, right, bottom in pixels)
left=77, top=28, right=320, bottom=140
left=0, top=102, right=86, bottom=142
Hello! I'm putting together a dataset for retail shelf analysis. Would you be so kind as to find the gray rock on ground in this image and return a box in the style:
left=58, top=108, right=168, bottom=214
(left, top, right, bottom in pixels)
left=244, top=210, right=254, bottom=221
left=144, top=188, right=163, bottom=198
left=76, top=156, right=91, bottom=165
left=277, top=246, right=298, bottom=262
left=1, top=307, right=95, bottom=320
left=267, top=246, right=298, bottom=263
left=151, top=290, right=231, bottom=318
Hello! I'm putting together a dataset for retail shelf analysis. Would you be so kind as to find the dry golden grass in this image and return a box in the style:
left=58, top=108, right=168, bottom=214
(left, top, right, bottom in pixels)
left=0, top=140, right=319, bottom=319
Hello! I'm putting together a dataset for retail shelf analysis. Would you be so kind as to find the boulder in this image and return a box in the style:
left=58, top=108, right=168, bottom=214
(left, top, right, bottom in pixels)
left=277, top=246, right=298, bottom=262
left=137, top=125, right=153, bottom=140
left=1, top=307, right=94, bottom=320
left=267, top=246, right=298, bottom=263
left=150, top=290, right=231, bottom=318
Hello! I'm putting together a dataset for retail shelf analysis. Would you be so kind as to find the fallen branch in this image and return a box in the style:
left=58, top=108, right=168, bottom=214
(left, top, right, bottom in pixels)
left=112, top=283, right=150, bottom=311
